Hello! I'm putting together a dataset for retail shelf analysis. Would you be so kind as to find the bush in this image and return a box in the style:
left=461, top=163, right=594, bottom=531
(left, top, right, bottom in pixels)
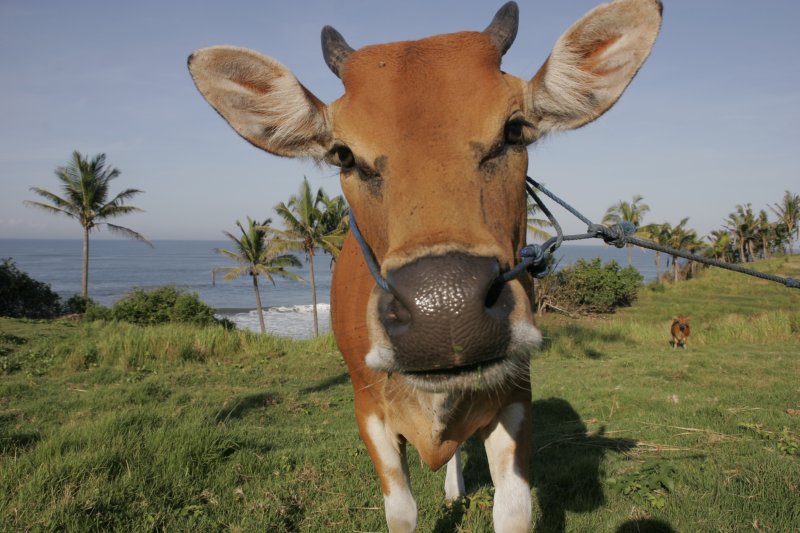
left=170, top=292, right=217, bottom=325
left=109, top=286, right=220, bottom=326
left=0, top=258, right=62, bottom=318
left=84, top=301, right=113, bottom=321
left=549, top=258, right=642, bottom=314
left=62, top=294, right=94, bottom=314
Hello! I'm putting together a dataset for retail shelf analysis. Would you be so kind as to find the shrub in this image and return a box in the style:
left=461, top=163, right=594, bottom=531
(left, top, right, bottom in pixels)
left=84, top=301, right=113, bottom=321
left=549, top=258, right=642, bottom=314
left=110, top=286, right=220, bottom=327
left=62, top=294, right=94, bottom=314
left=0, top=258, right=62, bottom=318
left=170, top=292, right=217, bottom=326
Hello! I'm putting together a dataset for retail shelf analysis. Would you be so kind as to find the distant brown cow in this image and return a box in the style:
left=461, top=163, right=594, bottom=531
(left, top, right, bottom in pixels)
left=671, top=316, right=690, bottom=348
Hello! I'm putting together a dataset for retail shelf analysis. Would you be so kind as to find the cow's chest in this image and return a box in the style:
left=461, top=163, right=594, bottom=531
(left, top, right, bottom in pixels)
left=382, top=386, right=504, bottom=470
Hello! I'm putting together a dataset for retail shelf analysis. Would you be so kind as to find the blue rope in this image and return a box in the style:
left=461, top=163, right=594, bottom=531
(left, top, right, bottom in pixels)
left=348, top=209, right=390, bottom=292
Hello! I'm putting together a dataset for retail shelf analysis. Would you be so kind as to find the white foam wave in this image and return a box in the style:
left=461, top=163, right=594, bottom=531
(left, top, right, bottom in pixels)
left=217, top=303, right=331, bottom=339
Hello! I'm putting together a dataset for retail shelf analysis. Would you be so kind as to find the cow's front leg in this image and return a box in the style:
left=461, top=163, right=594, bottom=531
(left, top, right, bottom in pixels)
left=359, top=413, right=417, bottom=532
left=444, top=445, right=466, bottom=500
left=482, top=401, right=532, bottom=533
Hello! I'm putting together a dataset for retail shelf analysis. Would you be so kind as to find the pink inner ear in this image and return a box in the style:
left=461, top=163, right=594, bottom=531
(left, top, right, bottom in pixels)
left=231, top=76, right=274, bottom=95
left=218, top=60, right=279, bottom=95
left=580, top=34, right=624, bottom=76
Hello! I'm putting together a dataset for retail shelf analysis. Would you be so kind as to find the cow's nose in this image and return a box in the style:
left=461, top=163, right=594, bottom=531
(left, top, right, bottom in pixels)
left=377, top=253, right=514, bottom=371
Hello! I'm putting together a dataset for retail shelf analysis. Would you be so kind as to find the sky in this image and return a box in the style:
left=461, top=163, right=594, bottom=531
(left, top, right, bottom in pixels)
left=1, top=0, right=799, bottom=242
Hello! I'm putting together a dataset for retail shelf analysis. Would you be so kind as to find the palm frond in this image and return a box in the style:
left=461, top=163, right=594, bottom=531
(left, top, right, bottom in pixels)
left=215, top=247, right=245, bottom=262
left=22, top=200, right=77, bottom=219
left=26, top=187, right=79, bottom=213
left=103, top=223, right=153, bottom=247
left=102, top=187, right=145, bottom=207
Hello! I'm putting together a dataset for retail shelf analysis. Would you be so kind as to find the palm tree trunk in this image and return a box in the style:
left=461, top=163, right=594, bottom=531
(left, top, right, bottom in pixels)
left=308, top=249, right=319, bottom=336
left=82, top=226, right=90, bottom=300
left=672, top=255, right=679, bottom=283
left=655, top=251, right=661, bottom=281
left=252, top=275, right=266, bottom=334
left=626, top=243, right=633, bottom=267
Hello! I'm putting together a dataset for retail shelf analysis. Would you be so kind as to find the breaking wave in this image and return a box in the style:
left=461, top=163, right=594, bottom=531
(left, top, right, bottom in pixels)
left=217, top=304, right=331, bottom=339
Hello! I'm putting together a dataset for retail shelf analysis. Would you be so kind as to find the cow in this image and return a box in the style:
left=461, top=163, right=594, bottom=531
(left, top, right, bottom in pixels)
left=188, top=1, right=661, bottom=531
left=671, top=315, right=691, bottom=348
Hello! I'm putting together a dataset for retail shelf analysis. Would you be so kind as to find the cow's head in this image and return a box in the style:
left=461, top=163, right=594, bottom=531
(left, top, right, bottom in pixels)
left=189, top=0, right=661, bottom=391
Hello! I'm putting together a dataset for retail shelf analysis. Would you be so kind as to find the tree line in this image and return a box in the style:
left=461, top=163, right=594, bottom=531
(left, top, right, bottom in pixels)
left=600, top=192, right=800, bottom=283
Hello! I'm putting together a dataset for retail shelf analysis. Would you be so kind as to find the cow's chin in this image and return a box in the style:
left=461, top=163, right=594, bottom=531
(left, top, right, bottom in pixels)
left=365, top=322, right=542, bottom=393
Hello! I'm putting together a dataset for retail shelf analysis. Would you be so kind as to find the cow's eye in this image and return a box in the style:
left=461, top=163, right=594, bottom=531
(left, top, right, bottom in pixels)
left=504, top=119, right=526, bottom=145
left=329, top=145, right=356, bottom=170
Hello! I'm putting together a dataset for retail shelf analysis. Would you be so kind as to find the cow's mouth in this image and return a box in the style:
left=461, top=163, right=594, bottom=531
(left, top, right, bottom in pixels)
left=400, top=355, right=525, bottom=392
left=405, top=355, right=504, bottom=378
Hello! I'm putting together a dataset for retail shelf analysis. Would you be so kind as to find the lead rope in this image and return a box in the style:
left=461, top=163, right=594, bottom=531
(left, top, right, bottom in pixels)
left=348, top=208, right=390, bottom=292
left=348, top=178, right=800, bottom=292
left=509, top=177, right=800, bottom=289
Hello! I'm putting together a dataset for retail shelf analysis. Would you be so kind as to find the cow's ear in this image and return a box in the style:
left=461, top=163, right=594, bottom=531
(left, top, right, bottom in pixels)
left=526, top=0, right=661, bottom=136
left=188, top=46, right=331, bottom=159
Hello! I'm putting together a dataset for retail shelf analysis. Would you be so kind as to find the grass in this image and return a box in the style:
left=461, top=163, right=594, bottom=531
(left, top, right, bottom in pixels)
left=1, top=257, right=799, bottom=532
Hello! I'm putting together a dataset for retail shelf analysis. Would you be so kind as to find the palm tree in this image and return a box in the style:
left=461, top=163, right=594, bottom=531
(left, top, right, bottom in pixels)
left=320, top=194, right=350, bottom=235
left=706, top=230, right=734, bottom=263
left=664, top=217, right=696, bottom=282
left=274, top=177, right=347, bottom=336
left=527, top=195, right=553, bottom=242
left=602, top=195, right=650, bottom=266
left=214, top=218, right=303, bottom=334
left=756, top=209, right=773, bottom=259
left=24, top=151, right=150, bottom=300
left=684, top=231, right=705, bottom=279
left=769, top=190, right=800, bottom=254
left=725, top=204, right=757, bottom=262
left=642, top=222, right=671, bottom=281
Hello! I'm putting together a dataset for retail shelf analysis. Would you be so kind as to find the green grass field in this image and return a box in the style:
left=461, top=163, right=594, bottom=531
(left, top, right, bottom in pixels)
left=2, top=257, right=799, bottom=532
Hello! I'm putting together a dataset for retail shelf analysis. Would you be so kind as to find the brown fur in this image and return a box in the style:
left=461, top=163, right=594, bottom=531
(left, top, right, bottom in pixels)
left=671, top=315, right=690, bottom=348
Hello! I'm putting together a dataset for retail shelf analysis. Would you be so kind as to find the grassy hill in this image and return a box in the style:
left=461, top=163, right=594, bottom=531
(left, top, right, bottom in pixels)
left=1, top=256, right=799, bottom=532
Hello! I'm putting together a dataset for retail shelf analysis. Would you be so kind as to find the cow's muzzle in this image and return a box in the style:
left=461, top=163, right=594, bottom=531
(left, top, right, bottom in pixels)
left=376, top=253, right=514, bottom=372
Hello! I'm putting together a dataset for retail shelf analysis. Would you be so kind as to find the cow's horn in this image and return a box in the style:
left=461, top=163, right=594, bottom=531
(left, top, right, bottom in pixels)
left=483, top=1, right=519, bottom=56
left=321, top=26, right=354, bottom=78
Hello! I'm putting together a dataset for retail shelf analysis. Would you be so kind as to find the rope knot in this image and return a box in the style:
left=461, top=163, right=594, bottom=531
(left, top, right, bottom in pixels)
left=520, top=244, right=549, bottom=278
left=589, top=221, right=635, bottom=248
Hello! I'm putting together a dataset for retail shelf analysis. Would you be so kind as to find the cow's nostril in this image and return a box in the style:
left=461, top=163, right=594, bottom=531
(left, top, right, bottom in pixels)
left=378, top=292, right=412, bottom=336
left=484, top=280, right=504, bottom=309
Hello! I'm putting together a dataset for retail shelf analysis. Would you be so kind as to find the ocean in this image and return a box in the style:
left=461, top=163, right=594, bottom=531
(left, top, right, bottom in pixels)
left=1, top=239, right=659, bottom=339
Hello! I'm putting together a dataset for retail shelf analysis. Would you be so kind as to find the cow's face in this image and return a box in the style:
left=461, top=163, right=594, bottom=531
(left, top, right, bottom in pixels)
left=188, top=0, right=661, bottom=391
left=329, top=32, right=539, bottom=390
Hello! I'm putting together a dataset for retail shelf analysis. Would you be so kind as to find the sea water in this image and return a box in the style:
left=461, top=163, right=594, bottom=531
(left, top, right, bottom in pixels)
left=1, top=238, right=658, bottom=339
